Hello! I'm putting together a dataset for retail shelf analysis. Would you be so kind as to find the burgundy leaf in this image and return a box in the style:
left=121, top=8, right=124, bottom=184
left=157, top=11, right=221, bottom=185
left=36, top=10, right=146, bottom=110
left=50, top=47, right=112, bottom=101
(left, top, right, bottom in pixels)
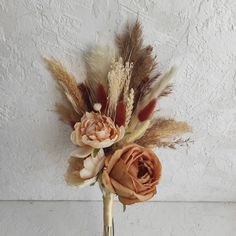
left=138, top=98, right=157, bottom=122
left=115, top=101, right=126, bottom=126
left=97, top=84, right=107, bottom=112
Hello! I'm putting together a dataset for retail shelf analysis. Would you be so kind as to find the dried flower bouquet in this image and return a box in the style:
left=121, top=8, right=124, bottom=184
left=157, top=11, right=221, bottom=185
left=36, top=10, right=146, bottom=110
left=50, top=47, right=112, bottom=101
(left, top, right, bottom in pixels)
left=45, top=20, right=191, bottom=236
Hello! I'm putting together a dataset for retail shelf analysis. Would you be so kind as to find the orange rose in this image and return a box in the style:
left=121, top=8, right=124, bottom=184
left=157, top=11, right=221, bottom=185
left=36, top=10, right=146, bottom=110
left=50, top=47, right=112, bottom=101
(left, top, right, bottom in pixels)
left=102, top=144, right=162, bottom=205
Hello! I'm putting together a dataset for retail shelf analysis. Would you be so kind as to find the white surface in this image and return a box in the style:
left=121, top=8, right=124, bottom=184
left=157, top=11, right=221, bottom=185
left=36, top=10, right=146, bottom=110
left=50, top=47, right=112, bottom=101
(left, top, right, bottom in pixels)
left=0, top=0, right=236, bottom=200
left=0, top=201, right=235, bottom=236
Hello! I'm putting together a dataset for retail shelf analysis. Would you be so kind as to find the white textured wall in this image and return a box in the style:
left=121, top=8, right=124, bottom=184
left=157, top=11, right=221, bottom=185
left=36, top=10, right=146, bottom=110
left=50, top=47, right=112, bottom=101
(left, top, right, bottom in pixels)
left=0, top=0, right=236, bottom=201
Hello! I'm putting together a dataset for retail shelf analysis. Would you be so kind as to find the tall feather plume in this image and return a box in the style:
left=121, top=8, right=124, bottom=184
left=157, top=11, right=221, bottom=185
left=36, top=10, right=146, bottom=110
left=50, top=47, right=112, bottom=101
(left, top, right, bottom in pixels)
left=85, top=45, right=117, bottom=105
left=136, top=118, right=192, bottom=148
left=116, top=19, right=143, bottom=63
left=116, top=20, right=157, bottom=102
left=44, top=58, right=87, bottom=115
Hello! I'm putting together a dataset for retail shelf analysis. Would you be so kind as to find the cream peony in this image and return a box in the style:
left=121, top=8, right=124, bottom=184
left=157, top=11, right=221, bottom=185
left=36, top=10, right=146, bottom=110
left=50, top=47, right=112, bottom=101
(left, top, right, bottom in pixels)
left=66, top=149, right=105, bottom=185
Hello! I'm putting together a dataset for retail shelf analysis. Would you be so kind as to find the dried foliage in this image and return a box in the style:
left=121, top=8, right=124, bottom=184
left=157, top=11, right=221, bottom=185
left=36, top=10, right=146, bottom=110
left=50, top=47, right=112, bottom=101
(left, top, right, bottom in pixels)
left=45, top=58, right=87, bottom=115
left=136, top=118, right=192, bottom=148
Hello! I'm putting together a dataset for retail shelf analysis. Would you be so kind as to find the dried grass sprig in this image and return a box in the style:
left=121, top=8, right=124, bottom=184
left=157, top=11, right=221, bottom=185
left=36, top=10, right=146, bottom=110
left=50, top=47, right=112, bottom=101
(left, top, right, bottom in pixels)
left=45, top=58, right=87, bottom=115
left=136, top=118, right=192, bottom=148
left=145, top=138, right=193, bottom=149
left=123, top=63, right=133, bottom=102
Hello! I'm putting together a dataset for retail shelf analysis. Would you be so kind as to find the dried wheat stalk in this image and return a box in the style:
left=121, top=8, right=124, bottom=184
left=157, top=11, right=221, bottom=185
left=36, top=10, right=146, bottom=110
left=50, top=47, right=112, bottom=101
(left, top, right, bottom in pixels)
left=125, top=88, right=134, bottom=128
left=107, top=58, right=132, bottom=118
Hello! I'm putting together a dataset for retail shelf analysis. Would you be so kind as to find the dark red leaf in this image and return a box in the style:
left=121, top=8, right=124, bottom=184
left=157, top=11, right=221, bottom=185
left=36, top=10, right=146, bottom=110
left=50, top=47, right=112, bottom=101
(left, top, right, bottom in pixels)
left=97, top=84, right=107, bottom=112
left=115, top=101, right=126, bottom=126
left=70, top=121, right=76, bottom=129
left=138, top=98, right=157, bottom=122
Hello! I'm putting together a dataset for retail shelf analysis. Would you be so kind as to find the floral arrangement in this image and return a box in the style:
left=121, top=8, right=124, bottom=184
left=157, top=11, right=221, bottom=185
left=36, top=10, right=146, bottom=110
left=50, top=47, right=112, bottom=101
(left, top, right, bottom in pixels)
left=45, top=20, right=191, bottom=236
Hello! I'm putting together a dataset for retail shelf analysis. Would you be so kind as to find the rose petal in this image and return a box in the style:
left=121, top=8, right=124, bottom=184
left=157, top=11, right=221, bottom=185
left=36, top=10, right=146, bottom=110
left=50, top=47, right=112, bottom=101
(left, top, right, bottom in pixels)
left=102, top=144, right=162, bottom=205
left=65, top=157, right=85, bottom=186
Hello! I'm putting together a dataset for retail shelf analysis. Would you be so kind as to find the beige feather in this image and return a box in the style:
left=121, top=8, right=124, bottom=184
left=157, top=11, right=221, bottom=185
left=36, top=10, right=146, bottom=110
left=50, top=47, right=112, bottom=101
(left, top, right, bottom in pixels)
left=44, top=58, right=87, bottom=115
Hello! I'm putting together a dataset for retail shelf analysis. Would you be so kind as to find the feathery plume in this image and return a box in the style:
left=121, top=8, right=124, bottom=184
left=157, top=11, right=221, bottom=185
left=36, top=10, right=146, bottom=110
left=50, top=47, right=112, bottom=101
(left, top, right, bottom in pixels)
left=116, top=20, right=157, bottom=99
left=55, top=103, right=80, bottom=128
left=85, top=45, right=117, bottom=105
left=44, top=58, right=87, bottom=115
left=136, top=118, right=192, bottom=148
left=116, top=19, right=143, bottom=62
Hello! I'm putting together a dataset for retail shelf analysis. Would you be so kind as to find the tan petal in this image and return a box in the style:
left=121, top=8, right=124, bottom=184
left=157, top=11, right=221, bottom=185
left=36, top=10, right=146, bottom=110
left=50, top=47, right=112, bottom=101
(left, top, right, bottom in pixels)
left=80, top=149, right=105, bottom=179
left=70, top=146, right=93, bottom=158
left=110, top=159, right=136, bottom=192
left=110, top=178, right=155, bottom=204
left=65, top=157, right=85, bottom=186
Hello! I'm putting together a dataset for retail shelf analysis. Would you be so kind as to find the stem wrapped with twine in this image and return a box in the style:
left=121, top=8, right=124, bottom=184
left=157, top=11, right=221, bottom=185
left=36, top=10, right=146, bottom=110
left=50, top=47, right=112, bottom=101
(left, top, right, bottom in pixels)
left=103, top=191, right=114, bottom=236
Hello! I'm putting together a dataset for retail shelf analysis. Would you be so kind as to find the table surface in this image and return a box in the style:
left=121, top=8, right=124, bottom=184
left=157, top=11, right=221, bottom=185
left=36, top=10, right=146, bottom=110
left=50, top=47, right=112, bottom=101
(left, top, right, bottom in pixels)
left=0, top=201, right=236, bottom=236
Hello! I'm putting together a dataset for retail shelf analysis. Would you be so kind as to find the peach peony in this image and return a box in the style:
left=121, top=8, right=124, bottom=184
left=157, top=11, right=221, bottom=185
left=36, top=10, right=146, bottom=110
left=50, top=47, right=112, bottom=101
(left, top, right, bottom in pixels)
left=102, top=144, right=161, bottom=205
left=71, top=112, right=125, bottom=152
